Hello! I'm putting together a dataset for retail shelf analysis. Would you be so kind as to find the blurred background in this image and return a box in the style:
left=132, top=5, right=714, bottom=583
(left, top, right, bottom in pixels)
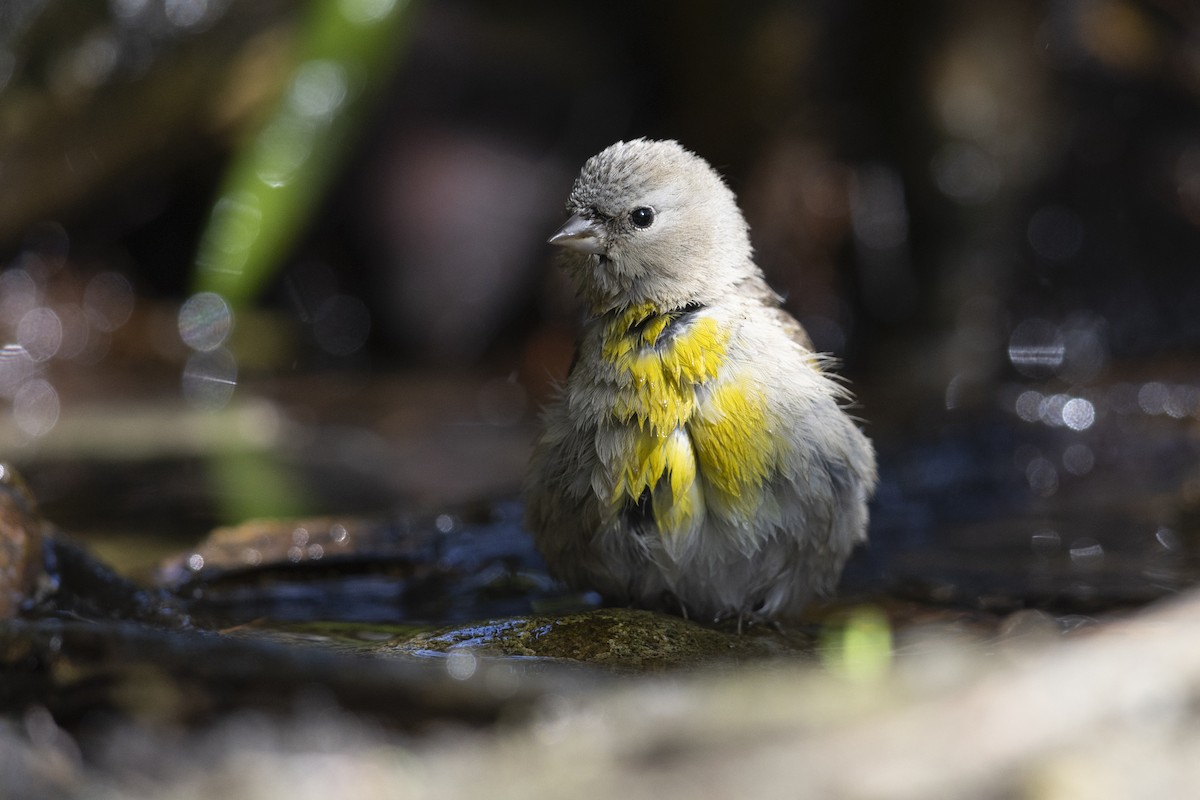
left=2, top=0, right=1200, bottom=604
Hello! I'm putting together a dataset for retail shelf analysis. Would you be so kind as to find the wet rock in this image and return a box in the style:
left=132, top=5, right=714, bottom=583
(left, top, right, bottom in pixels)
left=0, top=465, right=46, bottom=619
left=0, top=464, right=185, bottom=626
left=157, top=511, right=562, bottom=625
left=157, top=517, right=386, bottom=587
left=37, top=537, right=186, bottom=626
left=0, top=617, right=583, bottom=731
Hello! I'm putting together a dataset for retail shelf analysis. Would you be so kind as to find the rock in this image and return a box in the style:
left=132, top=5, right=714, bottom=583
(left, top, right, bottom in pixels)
left=394, top=608, right=813, bottom=670
left=0, top=464, right=45, bottom=619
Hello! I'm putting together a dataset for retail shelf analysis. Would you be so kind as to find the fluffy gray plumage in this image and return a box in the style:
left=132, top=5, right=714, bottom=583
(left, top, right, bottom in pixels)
left=525, top=139, right=877, bottom=625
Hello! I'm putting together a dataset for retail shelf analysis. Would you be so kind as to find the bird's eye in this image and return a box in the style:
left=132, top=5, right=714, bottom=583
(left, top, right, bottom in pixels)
left=629, top=207, right=655, bottom=229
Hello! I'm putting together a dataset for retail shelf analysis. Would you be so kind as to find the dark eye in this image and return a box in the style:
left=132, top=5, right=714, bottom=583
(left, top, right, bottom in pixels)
left=629, top=207, right=655, bottom=229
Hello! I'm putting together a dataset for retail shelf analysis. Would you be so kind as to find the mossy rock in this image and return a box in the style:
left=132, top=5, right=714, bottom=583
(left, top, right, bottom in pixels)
left=393, top=607, right=814, bottom=670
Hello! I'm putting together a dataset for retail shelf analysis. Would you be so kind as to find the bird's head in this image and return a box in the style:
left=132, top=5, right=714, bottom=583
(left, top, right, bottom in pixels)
left=549, top=139, right=754, bottom=314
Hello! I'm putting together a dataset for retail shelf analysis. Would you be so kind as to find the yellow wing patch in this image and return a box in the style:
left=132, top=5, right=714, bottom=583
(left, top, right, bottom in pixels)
left=690, top=379, right=779, bottom=520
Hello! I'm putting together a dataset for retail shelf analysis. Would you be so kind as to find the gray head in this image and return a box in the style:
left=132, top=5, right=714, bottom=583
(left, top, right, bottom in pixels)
left=549, top=139, right=756, bottom=313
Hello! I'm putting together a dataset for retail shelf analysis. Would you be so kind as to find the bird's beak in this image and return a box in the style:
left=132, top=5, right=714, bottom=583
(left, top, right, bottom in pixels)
left=548, top=213, right=606, bottom=254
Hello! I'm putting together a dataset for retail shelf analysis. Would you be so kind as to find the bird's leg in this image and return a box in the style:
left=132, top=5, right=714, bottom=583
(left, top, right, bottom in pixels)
left=665, top=590, right=689, bottom=621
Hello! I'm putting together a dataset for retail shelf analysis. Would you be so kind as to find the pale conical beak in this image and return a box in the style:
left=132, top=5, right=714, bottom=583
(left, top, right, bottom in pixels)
left=548, top=213, right=606, bottom=255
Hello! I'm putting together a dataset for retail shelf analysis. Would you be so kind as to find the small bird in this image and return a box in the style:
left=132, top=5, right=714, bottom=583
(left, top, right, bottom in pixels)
left=524, top=139, right=877, bottom=626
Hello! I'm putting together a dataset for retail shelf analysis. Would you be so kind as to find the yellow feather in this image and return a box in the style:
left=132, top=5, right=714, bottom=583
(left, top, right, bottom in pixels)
left=599, top=305, right=731, bottom=540
left=598, top=305, right=779, bottom=538
left=657, top=430, right=699, bottom=534
left=690, top=379, right=778, bottom=518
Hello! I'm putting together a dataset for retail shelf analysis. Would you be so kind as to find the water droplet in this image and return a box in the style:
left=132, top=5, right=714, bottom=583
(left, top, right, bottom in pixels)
left=307, top=543, right=324, bottom=560
left=0, top=345, right=35, bottom=398
left=330, top=523, right=349, bottom=544
left=187, top=553, right=205, bottom=571
left=1164, top=385, right=1197, bottom=419
left=1014, top=390, right=1043, bottom=422
left=1068, top=537, right=1105, bottom=570
left=1039, top=393, right=1070, bottom=427
left=16, top=307, right=63, bottom=362
left=287, top=545, right=303, bottom=563
left=446, top=650, right=478, bottom=681
left=178, top=292, right=233, bottom=352
left=0, top=269, right=39, bottom=326
left=1137, top=382, right=1169, bottom=415
left=944, top=374, right=962, bottom=410
left=181, top=348, right=237, bottom=410
left=13, top=379, right=60, bottom=438
left=1026, top=457, right=1059, bottom=497
left=1061, top=397, right=1095, bottom=431
left=435, top=514, right=454, bottom=533
left=197, top=192, right=263, bottom=272
left=1031, top=529, right=1061, bottom=556
left=254, top=117, right=316, bottom=188
left=290, top=60, right=349, bottom=120
left=83, top=272, right=134, bottom=332
left=1008, top=318, right=1065, bottom=377
left=1155, top=527, right=1180, bottom=551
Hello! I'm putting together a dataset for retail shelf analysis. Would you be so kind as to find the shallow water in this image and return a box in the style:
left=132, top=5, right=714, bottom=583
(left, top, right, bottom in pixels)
left=860, top=399, right=1200, bottom=612
left=12, top=364, right=1200, bottom=635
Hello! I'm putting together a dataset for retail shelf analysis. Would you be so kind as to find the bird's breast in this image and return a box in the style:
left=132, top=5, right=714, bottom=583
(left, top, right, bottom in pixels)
left=595, top=303, right=781, bottom=543
left=601, top=302, right=725, bottom=430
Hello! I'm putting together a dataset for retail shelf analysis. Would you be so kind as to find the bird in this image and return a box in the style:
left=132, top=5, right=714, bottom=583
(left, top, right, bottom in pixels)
left=524, top=138, right=877, bottom=627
